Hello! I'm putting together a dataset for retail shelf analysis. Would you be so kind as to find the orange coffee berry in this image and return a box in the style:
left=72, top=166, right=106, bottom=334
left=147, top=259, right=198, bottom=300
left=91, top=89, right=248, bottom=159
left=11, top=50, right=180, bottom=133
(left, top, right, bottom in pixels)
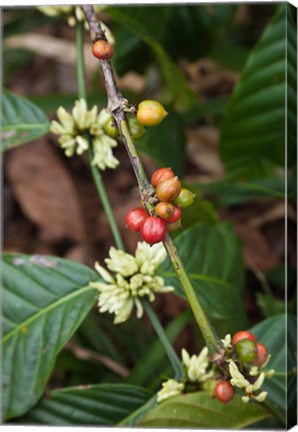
left=92, top=39, right=114, bottom=60
left=151, top=167, right=175, bottom=188
left=156, top=177, right=181, bottom=202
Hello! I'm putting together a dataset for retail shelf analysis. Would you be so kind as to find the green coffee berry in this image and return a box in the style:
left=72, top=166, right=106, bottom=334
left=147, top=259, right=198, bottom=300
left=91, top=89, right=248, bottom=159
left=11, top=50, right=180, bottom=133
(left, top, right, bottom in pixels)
left=235, top=338, right=257, bottom=364
left=174, top=188, right=195, bottom=208
left=127, top=115, right=145, bottom=140
left=104, top=117, right=119, bottom=138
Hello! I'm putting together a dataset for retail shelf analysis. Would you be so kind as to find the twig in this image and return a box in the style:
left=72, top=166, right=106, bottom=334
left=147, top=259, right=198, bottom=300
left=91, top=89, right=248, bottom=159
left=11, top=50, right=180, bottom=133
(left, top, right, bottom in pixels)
left=66, top=341, right=129, bottom=378
left=82, top=5, right=221, bottom=356
left=75, top=15, right=182, bottom=374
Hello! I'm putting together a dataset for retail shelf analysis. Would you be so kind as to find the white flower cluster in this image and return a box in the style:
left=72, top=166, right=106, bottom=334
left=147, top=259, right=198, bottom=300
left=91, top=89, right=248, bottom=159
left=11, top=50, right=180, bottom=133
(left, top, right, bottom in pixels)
left=182, top=347, right=213, bottom=382
left=157, top=334, right=275, bottom=405
left=157, top=347, right=213, bottom=403
left=37, top=6, right=114, bottom=42
left=90, top=242, right=174, bottom=324
left=50, top=100, right=119, bottom=170
left=229, top=358, right=275, bottom=404
left=157, top=379, right=185, bottom=403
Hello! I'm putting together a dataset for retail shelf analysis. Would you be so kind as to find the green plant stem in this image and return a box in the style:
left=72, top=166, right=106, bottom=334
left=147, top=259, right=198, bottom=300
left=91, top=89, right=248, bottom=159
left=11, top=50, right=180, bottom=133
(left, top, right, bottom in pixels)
left=75, top=16, right=181, bottom=372
left=142, top=299, right=183, bottom=380
left=75, top=21, right=87, bottom=100
left=163, top=235, right=221, bottom=355
left=120, top=118, right=221, bottom=355
left=75, top=20, right=124, bottom=251
left=87, top=145, right=125, bottom=251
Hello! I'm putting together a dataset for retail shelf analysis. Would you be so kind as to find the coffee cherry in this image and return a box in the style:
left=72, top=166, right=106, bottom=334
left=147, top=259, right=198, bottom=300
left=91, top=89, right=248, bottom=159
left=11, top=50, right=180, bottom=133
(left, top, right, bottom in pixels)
left=235, top=338, right=257, bottom=364
left=92, top=39, right=114, bottom=60
left=165, top=206, right=182, bottom=223
left=156, top=177, right=181, bottom=202
left=214, top=381, right=235, bottom=403
left=137, top=100, right=167, bottom=127
left=141, top=216, right=167, bottom=244
left=104, top=117, right=119, bottom=138
left=253, top=342, right=268, bottom=366
left=174, top=188, right=195, bottom=208
left=125, top=207, right=148, bottom=232
left=151, top=167, right=175, bottom=188
left=155, top=202, right=175, bottom=220
left=167, top=218, right=182, bottom=232
left=232, top=330, right=256, bottom=347
left=127, top=115, right=145, bottom=140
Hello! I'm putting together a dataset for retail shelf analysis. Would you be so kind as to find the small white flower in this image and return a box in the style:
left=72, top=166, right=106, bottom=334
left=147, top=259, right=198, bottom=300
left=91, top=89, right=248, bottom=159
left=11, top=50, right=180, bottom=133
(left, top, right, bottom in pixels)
left=265, top=369, right=275, bottom=378
left=105, top=248, right=138, bottom=277
left=157, top=379, right=184, bottom=403
left=249, top=366, right=259, bottom=377
left=38, top=6, right=111, bottom=37
left=228, top=359, right=250, bottom=388
left=254, top=391, right=268, bottom=402
left=251, top=372, right=265, bottom=392
left=50, top=100, right=119, bottom=170
left=182, top=347, right=213, bottom=382
left=221, top=334, right=231, bottom=348
left=91, top=242, right=174, bottom=323
left=242, top=396, right=250, bottom=403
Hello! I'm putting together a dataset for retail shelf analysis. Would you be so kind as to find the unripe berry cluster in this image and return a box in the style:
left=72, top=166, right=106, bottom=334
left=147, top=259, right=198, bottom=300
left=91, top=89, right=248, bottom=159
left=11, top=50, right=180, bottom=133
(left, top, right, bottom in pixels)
left=125, top=167, right=195, bottom=245
left=232, top=330, right=268, bottom=367
left=214, top=330, right=268, bottom=404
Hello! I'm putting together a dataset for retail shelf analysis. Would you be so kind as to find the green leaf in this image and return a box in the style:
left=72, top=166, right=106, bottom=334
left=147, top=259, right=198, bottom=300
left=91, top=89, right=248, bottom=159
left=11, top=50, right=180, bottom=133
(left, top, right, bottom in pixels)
left=16, top=384, right=152, bottom=425
left=220, top=4, right=294, bottom=178
left=138, top=109, right=186, bottom=177
left=159, top=222, right=247, bottom=325
left=251, top=314, right=297, bottom=415
left=191, top=176, right=294, bottom=208
left=1, top=89, right=50, bottom=151
left=1, top=253, right=98, bottom=421
left=181, top=195, right=219, bottom=228
left=256, top=293, right=286, bottom=318
left=141, top=392, right=270, bottom=428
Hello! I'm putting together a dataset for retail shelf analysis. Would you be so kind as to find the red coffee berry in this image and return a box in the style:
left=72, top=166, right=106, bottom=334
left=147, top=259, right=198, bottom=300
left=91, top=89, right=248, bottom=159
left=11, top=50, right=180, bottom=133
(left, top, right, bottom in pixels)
left=92, top=39, right=114, bottom=60
left=155, top=202, right=175, bottom=220
left=214, top=381, right=235, bottom=404
left=253, top=342, right=268, bottom=366
left=156, top=177, right=181, bottom=202
left=165, top=206, right=182, bottom=223
left=141, top=216, right=167, bottom=245
left=232, top=330, right=256, bottom=347
left=125, top=207, right=148, bottom=232
left=151, top=167, right=175, bottom=188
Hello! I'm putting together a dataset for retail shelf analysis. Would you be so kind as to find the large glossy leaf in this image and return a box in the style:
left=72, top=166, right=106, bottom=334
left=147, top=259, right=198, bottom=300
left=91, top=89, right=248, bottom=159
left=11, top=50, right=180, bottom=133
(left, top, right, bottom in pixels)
left=251, top=314, right=297, bottom=418
left=16, top=384, right=151, bottom=425
left=158, top=222, right=248, bottom=326
left=1, top=253, right=98, bottom=421
left=138, top=109, right=186, bottom=176
left=141, top=392, right=270, bottom=428
left=1, top=89, right=49, bottom=151
left=220, top=4, right=294, bottom=178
